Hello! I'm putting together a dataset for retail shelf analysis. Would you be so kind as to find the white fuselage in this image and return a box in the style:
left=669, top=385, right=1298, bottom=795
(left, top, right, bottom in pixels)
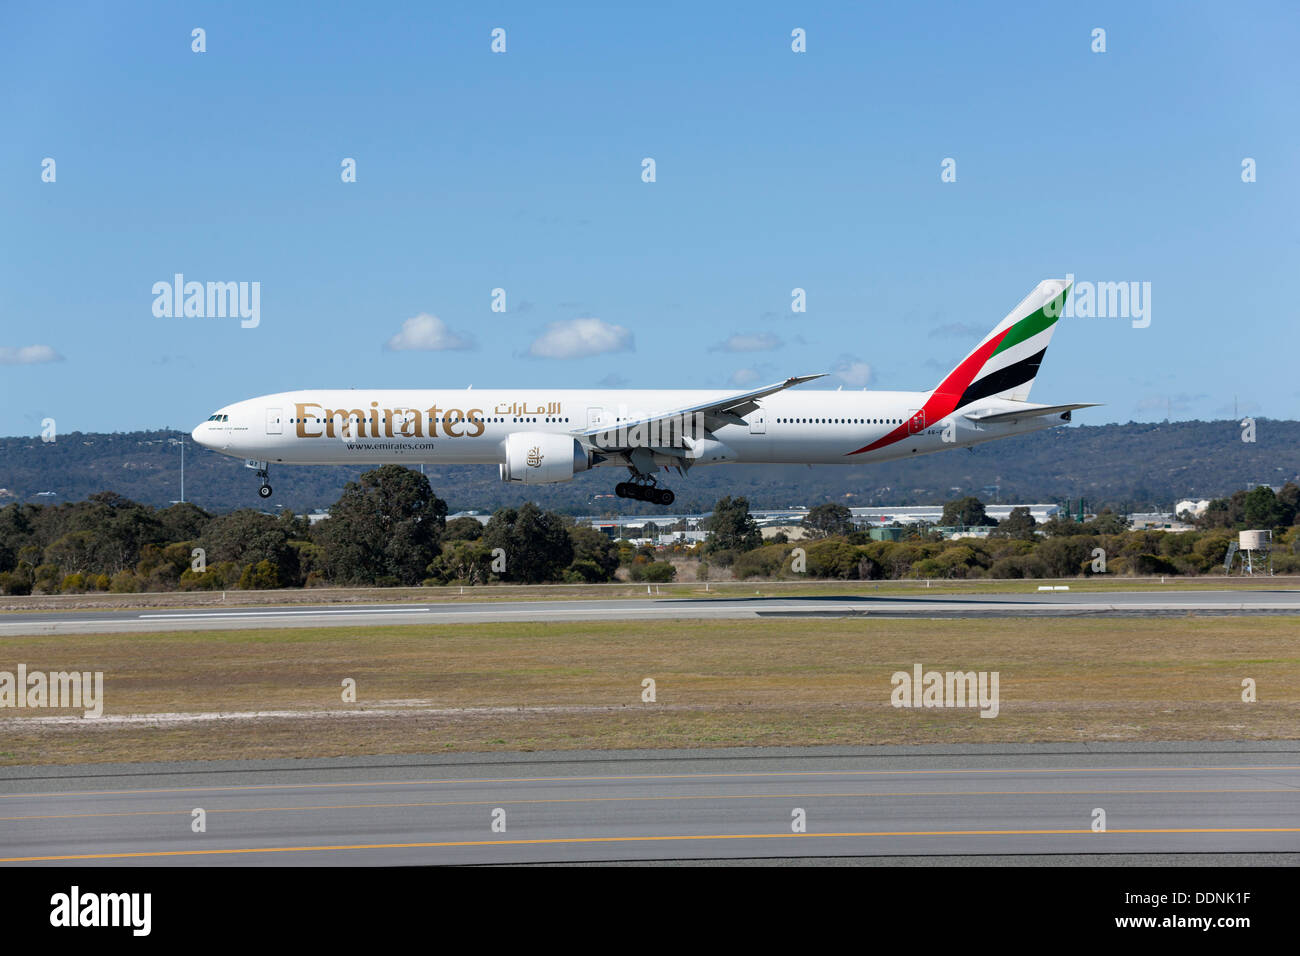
left=191, top=387, right=1057, bottom=470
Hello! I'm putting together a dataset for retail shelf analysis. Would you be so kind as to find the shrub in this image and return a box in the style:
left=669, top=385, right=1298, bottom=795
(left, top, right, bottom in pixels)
left=239, top=559, right=283, bottom=590
left=732, top=545, right=790, bottom=580
left=0, top=571, right=32, bottom=596
left=109, top=570, right=139, bottom=593
left=628, top=561, right=676, bottom=583
left=59, top=573, right=87, bottom=593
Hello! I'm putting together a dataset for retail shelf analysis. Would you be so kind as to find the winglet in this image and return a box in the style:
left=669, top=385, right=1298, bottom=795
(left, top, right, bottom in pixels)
left=784, top=373, right=827, bottom=388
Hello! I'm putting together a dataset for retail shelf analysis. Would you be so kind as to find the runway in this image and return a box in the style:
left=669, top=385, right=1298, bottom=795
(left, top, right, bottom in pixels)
left=2, top=589, right=1299, bottom=635
left=1, top=744, right=1297, bottom=865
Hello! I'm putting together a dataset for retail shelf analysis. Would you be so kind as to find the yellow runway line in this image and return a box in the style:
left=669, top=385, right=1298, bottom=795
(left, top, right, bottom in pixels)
left=0, top=788, right=1292, bottom=822
left=3, top=764, right=1297, bottom=800
left=5, top=826, right=1300, bottom=863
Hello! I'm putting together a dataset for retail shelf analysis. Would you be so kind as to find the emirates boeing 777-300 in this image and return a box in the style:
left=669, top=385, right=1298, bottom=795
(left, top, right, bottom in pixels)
left=192, top=279, right=1096, bottom=506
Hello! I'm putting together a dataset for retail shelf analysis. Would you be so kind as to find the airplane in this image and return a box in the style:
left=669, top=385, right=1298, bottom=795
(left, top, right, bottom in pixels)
left=191, top=278, right=1097, bottom=506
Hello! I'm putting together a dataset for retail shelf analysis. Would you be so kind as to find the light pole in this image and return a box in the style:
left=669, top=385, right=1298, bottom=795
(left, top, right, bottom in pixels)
left=169, top=436, right=185, bottom=503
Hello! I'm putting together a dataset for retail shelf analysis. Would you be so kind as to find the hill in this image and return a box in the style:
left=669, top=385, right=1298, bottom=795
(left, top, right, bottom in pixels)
left=1, top=420, right=1297, bottom=515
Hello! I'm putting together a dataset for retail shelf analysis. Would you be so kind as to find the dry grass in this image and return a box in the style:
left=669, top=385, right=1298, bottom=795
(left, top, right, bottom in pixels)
left=2, top=574, right=1296, bottom=614
left=0, top=616, right=1297, bottom=765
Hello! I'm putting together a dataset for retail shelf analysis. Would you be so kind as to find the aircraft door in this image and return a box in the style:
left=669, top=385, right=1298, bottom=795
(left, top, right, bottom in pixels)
left=266, top=407, right=283, bottom=434
left=586, top=407, right=605, bottom=430
left=749, top=413, right=766, bottom=435
left=908, top=409, right=925, bottom=434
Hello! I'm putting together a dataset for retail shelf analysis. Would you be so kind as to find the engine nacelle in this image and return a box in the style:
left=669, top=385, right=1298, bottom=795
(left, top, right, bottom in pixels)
left=499, top=432, right=592, bottom=484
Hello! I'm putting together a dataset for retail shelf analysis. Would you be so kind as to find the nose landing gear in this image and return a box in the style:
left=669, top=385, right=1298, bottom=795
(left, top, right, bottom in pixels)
left=255, top=465, right=272, bottom=499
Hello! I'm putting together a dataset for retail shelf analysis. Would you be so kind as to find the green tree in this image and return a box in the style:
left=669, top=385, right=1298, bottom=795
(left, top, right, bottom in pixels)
left=567, top=526, right=619, bottom=582
left=156, top=502, right=211, bottom=543
left=1243, top=486, right=1288, bottom=530
left=0, top=503, right=37, bottom=573
left=991, top=506, right=1037, bottom=540
left=1277, top=482, right=1300, bottom=526
left=1199, top=490, right=1248, bottom=530
left=804, top=539, right=862, bottom=578
left=704, top=496, right=762, bottom=554
left=443, top=516, right=486, bottom=542
left=426, top=539, right=495, bottom=585
left=627, top=559, right=676, bottom=582
left=939, top=496, right=995, bottom=528
left=44, top=530, right=99, bottom=574
left=316, top=466, right=447, bottom=585
left=238, top=559, right=282, bottom=590
left=1036, top=536, right=1093, bottom=577
left=801, top=503, right=854, bottom=538
left=482, top=502, right=573, bottom=583
left=199, top=510, right=300, bottom=586
left=59, top=492, right=165, bottom=574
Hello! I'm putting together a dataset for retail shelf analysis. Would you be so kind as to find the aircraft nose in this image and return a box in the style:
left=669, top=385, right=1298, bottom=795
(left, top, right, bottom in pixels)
left=191, top=423, right=209, bottom=447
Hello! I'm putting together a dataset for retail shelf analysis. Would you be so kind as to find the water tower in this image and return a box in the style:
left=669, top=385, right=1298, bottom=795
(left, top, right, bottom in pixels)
left=1236, top=529, right=1272, bottom=575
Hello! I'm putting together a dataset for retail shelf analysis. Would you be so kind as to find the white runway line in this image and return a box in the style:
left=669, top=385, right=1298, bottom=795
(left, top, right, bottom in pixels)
left=139, top=607, right=432, bottom=619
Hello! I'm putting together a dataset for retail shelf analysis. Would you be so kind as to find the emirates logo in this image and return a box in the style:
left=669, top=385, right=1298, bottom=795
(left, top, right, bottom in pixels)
left=525, top=446, right=543, bottom=467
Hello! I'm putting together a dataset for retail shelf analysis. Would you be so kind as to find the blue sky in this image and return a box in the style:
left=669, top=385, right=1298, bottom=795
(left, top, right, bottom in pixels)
left=2, top=1, right=1297, bottom=436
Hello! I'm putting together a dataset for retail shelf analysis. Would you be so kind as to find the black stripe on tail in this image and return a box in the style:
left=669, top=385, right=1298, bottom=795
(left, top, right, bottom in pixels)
left=955, top=347, right=1047, bottom=410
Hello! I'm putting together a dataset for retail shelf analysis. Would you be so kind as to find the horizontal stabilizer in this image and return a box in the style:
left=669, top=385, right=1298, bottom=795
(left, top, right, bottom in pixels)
left=963, top=402, right=1101, bottom=424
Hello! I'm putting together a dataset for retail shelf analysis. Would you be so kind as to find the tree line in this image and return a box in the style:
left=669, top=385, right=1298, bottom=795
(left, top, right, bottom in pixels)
left=1, top=472, right=1296, bottom=594
left=702, top=486, right=1300, bottom=580
left=0, top=466, right=676, bottom=595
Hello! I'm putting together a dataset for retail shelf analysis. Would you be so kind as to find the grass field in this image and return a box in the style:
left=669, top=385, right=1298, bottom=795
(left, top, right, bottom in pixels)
left=1, top=616, right=1297, bottom=765
left=2, top=573, right=1296, bottom=614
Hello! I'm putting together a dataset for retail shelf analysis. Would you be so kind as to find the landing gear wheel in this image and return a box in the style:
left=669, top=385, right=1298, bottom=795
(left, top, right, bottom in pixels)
left=258, top=484, right=273, bottom=499
left=657, top=489, right=675, bottom=506
left=615, top=482, right=630, bottom=498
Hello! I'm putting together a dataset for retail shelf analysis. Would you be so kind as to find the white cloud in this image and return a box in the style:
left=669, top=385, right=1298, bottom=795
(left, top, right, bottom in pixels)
left=0, top=345, right=63, bottom=365
left=711, top=332, right=783, bottom=353
left=384, top=314, right=474, bottom=351
left=528, top=318, right=632, bottom=359
left=729, top=367, right=762, bottom=387
left=833, top=356, right=873, bottom=387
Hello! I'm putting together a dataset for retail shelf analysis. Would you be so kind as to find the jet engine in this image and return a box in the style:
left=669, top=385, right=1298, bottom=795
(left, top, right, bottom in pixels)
left=499, top=432, right=593, bottom=484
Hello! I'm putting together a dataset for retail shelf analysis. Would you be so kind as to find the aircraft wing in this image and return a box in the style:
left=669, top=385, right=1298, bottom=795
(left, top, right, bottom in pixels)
left=577, top=373, right=826, bottom=443
left=963, top=402, right=1101, bottom=425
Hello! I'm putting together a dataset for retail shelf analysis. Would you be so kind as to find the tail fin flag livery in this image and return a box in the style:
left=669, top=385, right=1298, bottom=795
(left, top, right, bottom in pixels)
left=192, top=278, right=1097, bottom=505
left=848, top=279, right=1077, bottom=456
left=939, top=277, right=1070, bottom=407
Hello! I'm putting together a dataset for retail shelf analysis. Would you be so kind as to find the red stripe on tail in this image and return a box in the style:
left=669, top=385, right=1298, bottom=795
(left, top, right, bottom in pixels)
left=846, top=327, right=1010, bottom=456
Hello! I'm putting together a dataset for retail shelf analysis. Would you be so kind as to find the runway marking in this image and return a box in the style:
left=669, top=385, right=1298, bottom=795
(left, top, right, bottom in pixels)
left=139, top=608, right=432, bottom=619
left=0, top=788, right=1291, bottom=822
left=6, top=826, right=1300, bottom=862
left=125, top=599, right=1300, bottom=622
left=2, top=765, right=1296, bottom=800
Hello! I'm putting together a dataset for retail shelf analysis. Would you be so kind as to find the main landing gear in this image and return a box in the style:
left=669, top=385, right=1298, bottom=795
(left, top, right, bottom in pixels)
left=615, top=477, right=675, bottom=506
